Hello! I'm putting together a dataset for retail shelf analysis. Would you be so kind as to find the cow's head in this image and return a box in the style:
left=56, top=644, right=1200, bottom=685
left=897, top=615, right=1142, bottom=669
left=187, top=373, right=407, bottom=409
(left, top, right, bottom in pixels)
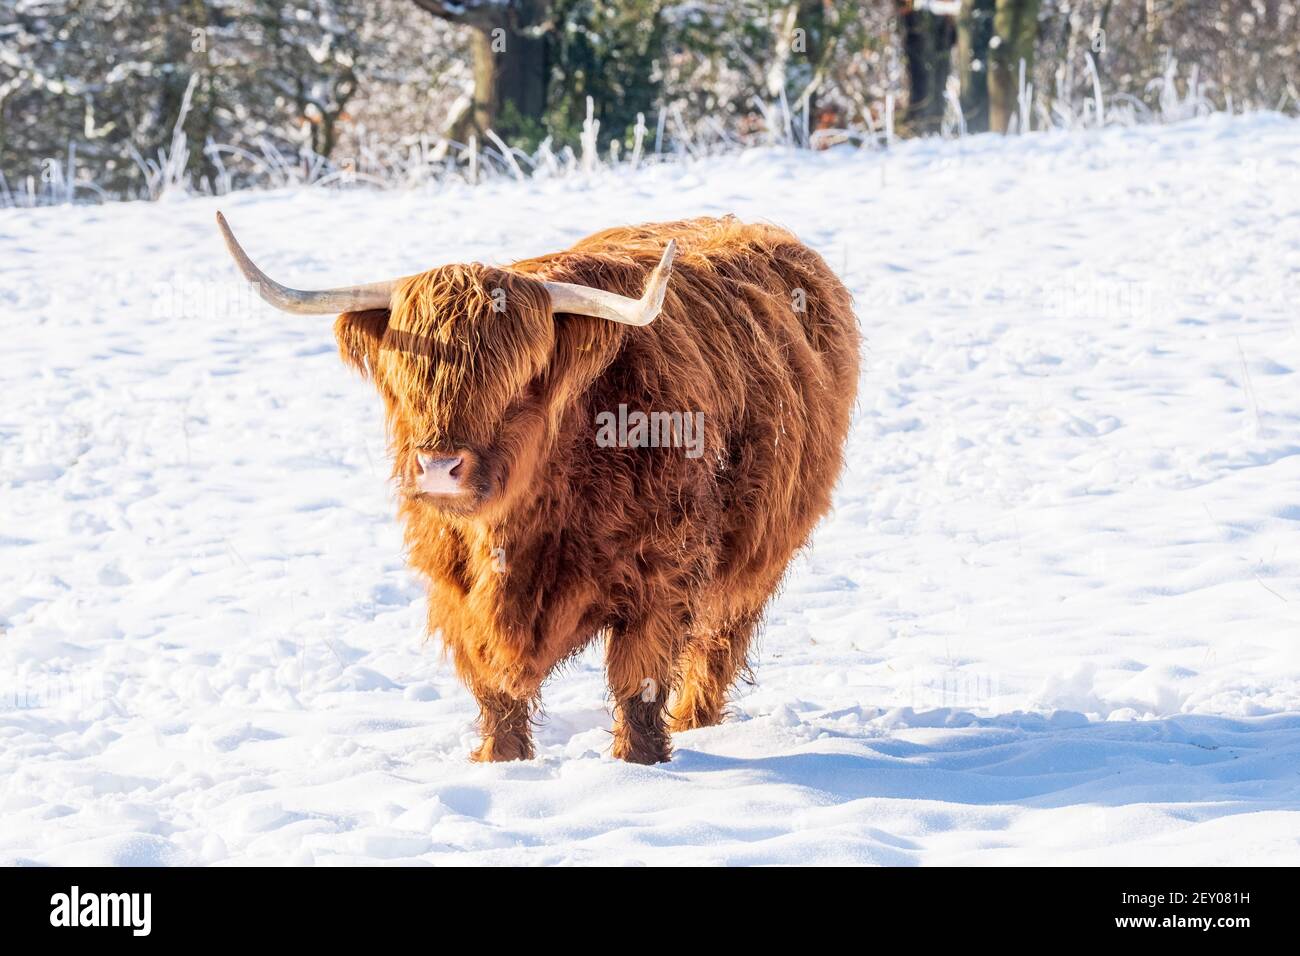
left=216, top=213, right=674, bottom=517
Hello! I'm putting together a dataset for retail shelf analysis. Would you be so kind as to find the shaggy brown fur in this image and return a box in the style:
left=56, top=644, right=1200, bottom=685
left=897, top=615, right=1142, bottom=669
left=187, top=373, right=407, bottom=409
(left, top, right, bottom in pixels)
left=334, top=216, right=859, bottom=763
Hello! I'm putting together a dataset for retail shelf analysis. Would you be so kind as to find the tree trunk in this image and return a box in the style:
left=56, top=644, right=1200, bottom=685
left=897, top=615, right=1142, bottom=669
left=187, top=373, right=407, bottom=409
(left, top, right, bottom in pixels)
left=957, top=0, right=996, bottom=132
left=898, top=4, right=956, bottom=134
left=467, top=3, right=547, bottom=139
left=987, top=0, right=1040, bottom=133
left=796, top=0, right=830, bottom=122
left=769, top=0, right=834, bottom=137
left=412, top=0, right=549, bottom=142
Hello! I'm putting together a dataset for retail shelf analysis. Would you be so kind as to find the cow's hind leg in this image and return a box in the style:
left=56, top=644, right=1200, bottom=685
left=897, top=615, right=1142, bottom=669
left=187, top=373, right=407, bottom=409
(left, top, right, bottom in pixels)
left=470, top=687, right=536, bottom=762
left=669, top=610, right=759, bottom=733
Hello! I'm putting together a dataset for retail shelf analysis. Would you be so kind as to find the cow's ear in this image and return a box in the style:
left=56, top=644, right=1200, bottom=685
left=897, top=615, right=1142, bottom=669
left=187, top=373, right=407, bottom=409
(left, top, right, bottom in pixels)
left=334, top=309, right=390, bottom=380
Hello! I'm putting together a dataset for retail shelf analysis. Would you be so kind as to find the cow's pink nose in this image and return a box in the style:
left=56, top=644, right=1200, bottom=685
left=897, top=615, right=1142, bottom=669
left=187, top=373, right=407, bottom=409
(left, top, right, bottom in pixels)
left=415, top=454, right=465, bottom=495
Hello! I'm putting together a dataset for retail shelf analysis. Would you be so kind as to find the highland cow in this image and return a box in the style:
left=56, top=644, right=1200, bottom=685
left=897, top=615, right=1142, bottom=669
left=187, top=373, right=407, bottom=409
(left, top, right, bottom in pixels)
left=217, top=212, right=860, bottom=763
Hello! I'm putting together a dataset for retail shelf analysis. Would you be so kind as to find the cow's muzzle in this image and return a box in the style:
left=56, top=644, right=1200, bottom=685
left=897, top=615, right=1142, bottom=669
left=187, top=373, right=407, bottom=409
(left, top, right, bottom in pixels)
left=415, top=452, right=468, bottom=496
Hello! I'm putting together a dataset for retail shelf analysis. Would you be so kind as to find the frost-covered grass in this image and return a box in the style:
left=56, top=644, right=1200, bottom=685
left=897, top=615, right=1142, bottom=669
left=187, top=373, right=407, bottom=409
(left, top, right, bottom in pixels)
left=1, top=113, right=1299, bottom=865
left=1, top=61, right=1244, bottom=209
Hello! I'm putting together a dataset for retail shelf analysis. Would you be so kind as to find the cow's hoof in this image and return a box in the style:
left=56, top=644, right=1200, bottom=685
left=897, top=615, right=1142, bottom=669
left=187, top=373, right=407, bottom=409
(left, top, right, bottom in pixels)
left=667, top=707, right=724, bottom=734
left=611, top=738, right=672, bottom=764
left=471, top=735, right=534, bottom=762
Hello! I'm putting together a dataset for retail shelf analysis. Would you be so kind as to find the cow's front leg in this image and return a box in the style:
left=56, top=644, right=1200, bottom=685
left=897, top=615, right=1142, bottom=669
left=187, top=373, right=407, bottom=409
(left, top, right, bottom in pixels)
left=606, top=619, right=681, bottom=764
left=470, top=687, right=535, bottom=762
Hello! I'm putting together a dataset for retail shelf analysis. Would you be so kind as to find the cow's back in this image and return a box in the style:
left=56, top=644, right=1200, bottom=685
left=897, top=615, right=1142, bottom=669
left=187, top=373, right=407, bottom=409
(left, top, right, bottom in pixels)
left=533, top=217, right=860, bottom=621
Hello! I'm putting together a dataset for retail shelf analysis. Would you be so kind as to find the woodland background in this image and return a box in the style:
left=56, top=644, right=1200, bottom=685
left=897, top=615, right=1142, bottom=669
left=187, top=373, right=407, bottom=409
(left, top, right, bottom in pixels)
left=1, top=1, right=1296, bottom=200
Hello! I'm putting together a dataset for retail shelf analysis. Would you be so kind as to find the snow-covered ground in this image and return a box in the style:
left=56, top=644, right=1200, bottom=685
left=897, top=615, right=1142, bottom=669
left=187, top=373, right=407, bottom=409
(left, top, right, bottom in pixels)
left=3, top=114, right=1300, bottom=866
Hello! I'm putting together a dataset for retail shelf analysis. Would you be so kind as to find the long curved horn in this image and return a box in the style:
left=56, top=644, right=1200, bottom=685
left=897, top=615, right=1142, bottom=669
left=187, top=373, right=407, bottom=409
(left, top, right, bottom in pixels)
left=543, top=239, right=676, bottom=327
left=216, top=211, right=407, bottom=315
